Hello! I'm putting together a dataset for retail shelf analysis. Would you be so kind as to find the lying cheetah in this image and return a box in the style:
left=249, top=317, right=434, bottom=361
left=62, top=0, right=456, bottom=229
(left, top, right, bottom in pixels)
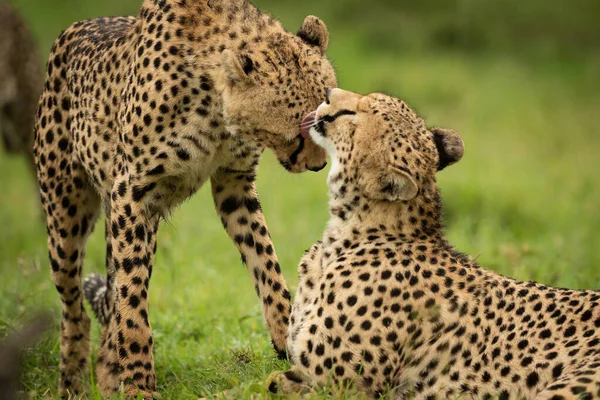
left=0, top=3, right=42, bottom=173
left=33, top=0, right=336, bottom=397
left=269, top=89, right=600, bottom=399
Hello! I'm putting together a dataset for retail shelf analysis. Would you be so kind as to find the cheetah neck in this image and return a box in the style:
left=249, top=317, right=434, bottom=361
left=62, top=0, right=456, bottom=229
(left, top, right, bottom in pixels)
left=323, top=184, right=446, bottom=247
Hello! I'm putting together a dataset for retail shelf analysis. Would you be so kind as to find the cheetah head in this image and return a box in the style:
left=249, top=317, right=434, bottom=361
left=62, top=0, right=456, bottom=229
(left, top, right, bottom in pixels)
left=306, top=89, right=464, bottom=202
left=218, top=16, right=336, bottom=173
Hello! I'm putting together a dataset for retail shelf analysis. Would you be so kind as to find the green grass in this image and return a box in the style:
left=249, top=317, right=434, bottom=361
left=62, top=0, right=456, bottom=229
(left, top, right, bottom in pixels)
left=2, top=0, right=600, bottom=399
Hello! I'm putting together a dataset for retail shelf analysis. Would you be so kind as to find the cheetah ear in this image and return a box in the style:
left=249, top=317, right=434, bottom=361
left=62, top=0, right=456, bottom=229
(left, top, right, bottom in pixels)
left=360, top=163, right=419, bottom=202
left=221, top=49, right=255, bottom=86
left=381, top=164, right=419, bottom=201
left=431, top=127, right=464, bottom=171
left=297, top=16, right=329, bottom=53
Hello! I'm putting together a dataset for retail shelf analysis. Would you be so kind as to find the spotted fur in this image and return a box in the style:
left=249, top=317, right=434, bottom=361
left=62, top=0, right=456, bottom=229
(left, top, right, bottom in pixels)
left=269, top=89, right=600, bottom=399
left=33, top=0, right=336, bottom=397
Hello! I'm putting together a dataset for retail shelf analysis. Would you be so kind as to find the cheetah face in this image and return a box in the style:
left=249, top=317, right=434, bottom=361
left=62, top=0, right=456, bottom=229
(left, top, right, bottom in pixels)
left=306, top=89, right=464, bottom=201
left=219, top=16, right=337, bottom=173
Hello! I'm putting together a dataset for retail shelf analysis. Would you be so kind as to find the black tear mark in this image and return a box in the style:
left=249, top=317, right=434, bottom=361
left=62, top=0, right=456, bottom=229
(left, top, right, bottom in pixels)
left=289, top=135, right=305, bottom=165
left=321, top=109, right=356, bottom=123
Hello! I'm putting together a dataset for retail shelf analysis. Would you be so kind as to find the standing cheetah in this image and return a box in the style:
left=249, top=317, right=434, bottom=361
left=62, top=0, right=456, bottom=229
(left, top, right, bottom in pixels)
left=33, top=0, right=336, bottom=397
left=268, top=89, right=600, bottom=399
left=0, top=3, right=42, bottom=174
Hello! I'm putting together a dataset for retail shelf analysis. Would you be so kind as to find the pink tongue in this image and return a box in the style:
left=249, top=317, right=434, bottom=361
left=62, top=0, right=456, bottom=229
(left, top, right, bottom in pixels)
left=300, top=111, right=317, bottom=139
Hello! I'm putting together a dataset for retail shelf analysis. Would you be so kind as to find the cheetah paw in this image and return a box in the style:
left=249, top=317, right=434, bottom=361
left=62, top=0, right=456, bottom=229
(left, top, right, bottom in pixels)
left=266, top=369, right=311, bottom=395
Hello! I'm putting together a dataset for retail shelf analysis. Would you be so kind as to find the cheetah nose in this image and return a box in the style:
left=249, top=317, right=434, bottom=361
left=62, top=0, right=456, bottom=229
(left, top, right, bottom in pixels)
left=300, top=111, right=317, bottom=139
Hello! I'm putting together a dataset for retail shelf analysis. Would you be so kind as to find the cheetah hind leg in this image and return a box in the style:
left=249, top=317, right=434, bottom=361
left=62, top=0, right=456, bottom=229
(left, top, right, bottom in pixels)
left=95, top=314, right=121, bottom=397
left=266, top=367, right=313, bottom=395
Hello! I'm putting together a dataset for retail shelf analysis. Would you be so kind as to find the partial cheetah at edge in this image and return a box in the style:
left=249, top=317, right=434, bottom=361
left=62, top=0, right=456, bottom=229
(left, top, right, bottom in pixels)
left=0, top=3, right=42, bottom=176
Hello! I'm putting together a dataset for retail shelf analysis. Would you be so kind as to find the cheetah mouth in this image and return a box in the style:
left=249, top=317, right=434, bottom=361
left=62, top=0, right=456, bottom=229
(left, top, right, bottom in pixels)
left=279, top=133, right=327, bottom=173
left=300, top=111, right=318, bottom=139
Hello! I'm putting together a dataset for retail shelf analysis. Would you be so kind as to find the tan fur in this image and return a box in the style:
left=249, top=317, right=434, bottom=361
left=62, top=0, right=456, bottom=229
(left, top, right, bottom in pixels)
left=270, top=89, right=600, bottom=399
left=33, top=0, right=337, bottom=397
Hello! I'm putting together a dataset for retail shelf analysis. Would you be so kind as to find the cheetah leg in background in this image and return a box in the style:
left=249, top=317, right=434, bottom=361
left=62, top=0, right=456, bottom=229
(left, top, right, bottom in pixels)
left=35, top=141, right=101, bottom=395
left=84, top=218, right=117, bottom=327
left=106, top=175, right=160, bottom=398
left=211, top=168, right=292, bottom=358
left=95, top=312, right=120, bottom=396
left=84, top=217, right=120, bottom=395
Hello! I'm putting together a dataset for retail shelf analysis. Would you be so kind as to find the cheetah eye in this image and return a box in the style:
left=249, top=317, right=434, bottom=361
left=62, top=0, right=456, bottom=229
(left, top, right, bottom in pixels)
left=321, top=110, right=356, bottom=123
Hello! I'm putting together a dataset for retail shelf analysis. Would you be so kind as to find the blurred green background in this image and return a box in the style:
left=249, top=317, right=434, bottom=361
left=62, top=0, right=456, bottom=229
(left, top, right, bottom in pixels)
left=1, top=0, right=599, bottom=398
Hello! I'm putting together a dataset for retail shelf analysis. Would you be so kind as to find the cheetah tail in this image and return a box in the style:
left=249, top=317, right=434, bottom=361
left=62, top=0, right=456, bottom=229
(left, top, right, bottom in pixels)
left=83, top=273, right=111, bottom=326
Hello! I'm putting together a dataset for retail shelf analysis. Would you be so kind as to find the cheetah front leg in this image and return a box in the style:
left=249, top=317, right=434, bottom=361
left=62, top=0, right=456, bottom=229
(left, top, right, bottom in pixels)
left=211, top=168, right=291, bottom=358
left=287, top=242, right=323, bottom=357
left=268, top=244, right=324, bottom=396
left=266, top=367, right=314, bottom=395
left=85, top=214, right=160, bottom=397
left=107, top=175, right=160, bottom=399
